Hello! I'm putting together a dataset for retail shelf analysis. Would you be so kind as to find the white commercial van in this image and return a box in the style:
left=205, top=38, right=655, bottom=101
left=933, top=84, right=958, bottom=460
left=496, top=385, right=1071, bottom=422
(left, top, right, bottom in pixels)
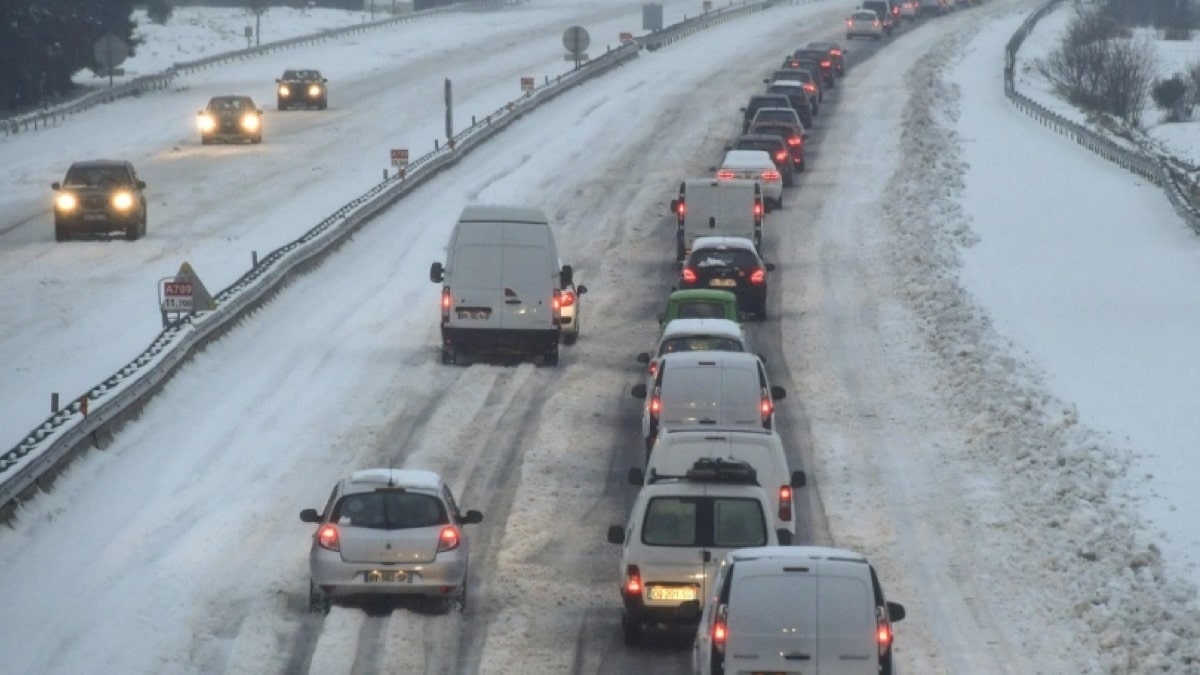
left=429, top=205, right=573, bottom=366
left=644, top=428, right=806, bottom=535
left=693, top=546, right=908, bottom=675
left=669, top=179, right=764, bottom=262
left=631, top=351, right=786, bottom=452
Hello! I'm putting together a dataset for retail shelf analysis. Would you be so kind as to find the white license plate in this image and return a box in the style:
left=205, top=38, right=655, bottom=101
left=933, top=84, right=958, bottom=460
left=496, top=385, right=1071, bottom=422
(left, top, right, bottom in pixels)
left=710, top=279, right=737, bottom=287
left=647, top=585, right=697, bottom=601
left=364, top=570, right=409, bottom=583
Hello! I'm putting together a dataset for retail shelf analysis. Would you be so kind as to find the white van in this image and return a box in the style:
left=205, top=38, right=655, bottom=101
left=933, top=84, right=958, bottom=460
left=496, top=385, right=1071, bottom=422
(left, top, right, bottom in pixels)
left=631, top=351, right=786, bottom=452
left=693, top=546, right=908, bottom=675
left=669, top=179, right=764, bottom=261
left=429, top=205, right=573, bottom=366
left=644, top=428, right=806, bottom=535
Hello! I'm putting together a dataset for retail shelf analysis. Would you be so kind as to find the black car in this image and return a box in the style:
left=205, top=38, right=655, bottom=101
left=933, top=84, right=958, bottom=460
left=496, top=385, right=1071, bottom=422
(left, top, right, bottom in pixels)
left=748, top=121, right=806, bottom=172
left=51, top=160, right=147, bottom=241
left=777, top=62, right=824, bottom=106
left=740, top=94, right=795, bottom=134
left=728, top=134, right=795, bottom=187
left=276, top=69, right=328, bottom=110
left=790, top=48, right=836, bottom=87
left=806, top=41, right=846, bottom=76
left=679, top=238, right=775, bottom=320
left=764, top=80, right=814, bottom=127
left=198, top=95, right=263, bottom=144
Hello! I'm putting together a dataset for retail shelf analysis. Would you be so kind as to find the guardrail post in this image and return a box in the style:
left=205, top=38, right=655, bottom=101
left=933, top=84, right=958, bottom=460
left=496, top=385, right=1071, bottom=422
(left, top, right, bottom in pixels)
left=252, top=251, right=258, bottom=267
left=51, top=393, right=59, bottom=413
left=434, top=139, right=439, bottom=150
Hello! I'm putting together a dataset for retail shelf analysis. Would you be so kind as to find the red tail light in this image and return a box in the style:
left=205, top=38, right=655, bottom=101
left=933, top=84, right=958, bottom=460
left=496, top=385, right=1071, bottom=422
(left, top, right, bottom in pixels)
left=682, top=268, right=697, bottom=283
left=559, top=290, right=576, bottom=308
left=779, top=485, right=793, bottom=521
left=877, top=613, right=893, bottom=657
left=820, top=60, right=831, bottom=67
left=874, top=19, right=881, bottom=26
left=787, top=136, right=801, bottom=147
left=750, top=268, right=766, bottom=284
left=552, top=291, right=561, bottom=312
left=441, top=288, right=452, bottom=322
left=846, top=18, right=852, bottom=25
left=713, top=605, right=729, bottom=652
left=648, top=360, right=657, bottom=376
left=804, top=83, right=815, bottom=92
left=892, top=6, right=900, bottom=14
left=753, top=202, right=763, bottom=217
left=677, top=201, right=686, bottom=216
left=438, top=526, right=461, bottom=552
left=317, top=524, right=340, bottom=551
left=716, top=169, right=735, bottom=180
left=625, top=564, right=642, bottom=595
left=775, top=150, right=788, bottom=162
left=831, top=48, right=842, bottom=55
left=760, top=389, right=774, bottom=421
left=789, top=60, right=800, bottom=68
left=649, top=394, right=661, bottom=417
left=762, top=170, right=781, bottom=182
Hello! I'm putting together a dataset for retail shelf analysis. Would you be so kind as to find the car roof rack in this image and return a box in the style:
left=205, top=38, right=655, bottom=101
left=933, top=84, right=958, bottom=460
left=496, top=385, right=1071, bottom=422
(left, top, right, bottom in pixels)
left=649, top=457, right=760, bottom=485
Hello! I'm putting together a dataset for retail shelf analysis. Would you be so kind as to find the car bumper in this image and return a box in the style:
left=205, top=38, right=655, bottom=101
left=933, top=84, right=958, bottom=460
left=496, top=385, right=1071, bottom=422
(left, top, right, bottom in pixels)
left=621, top=591, right=703, bottom=626
left=442, top=325, right=559, bottom=353
left=55, top=211, right=139, bottom=229
left=311, top=551, right=468, bottom=598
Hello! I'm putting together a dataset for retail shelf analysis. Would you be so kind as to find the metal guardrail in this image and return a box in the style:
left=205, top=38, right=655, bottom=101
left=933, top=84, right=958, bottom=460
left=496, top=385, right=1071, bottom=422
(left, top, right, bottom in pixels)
left=2, top=3, right=470, bottom=137
left=0, top=2, right=778, bottom=521
left=1003, top=0, right=1200, bottom=233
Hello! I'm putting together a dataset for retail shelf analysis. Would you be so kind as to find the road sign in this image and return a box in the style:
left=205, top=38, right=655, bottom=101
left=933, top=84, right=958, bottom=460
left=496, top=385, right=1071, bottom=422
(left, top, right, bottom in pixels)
left=391, top=148, right=409, bottom=167
left=520, top=76, right=534, bottom=93
left=562, top=26, right=590, bottom=55
left=703, top=0, right=712, bottom=12
left=93, top=34, right=129, bottom=68
left=162, top=281, right=194, bottom=312
left=619, top=32, right=635, bottom=45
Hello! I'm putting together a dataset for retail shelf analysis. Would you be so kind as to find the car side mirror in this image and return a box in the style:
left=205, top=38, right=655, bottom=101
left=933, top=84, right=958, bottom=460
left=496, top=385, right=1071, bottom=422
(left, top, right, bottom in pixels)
left=776, top=528, right=794, bottom=546
left=136, top=180, right=147, bottom=190
left=628, top=467, right=645, bottom=485
left=576, top=284, right=588, bottom=295
left=299, top=508, right=321, bottom=523
left=791, top=470, right=807, bottom=487
left=429, top=261, right=444, bottom=283
left=631, top=383, right=647, bottom=399
left=607, top=525, right=625, bottom=544
left=771, top=385, right=787, bottom=400
left=560, top=264, right=574, bottom=286
left=51, top=182, right=61, bottom=190
left=460, top=509, right=484, bottom=525
left=887, top=601, right=906, bottom=622
left=636, top=352, right=650, bottom=364
left=765, top=262, right=776, bottom=271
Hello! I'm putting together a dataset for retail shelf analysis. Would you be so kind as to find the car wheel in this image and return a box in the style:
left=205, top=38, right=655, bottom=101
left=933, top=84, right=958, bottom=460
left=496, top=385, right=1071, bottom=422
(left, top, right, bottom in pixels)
left=441, top=347, right=457, bottom=365
left=563, top=329, right=578, bottom=346
left=621, top=610, right=643, bottom=647
left=125, top=222, right=140, bottom=241
left=308, top=581, right=330, bottom=615
left=319, top=100, right=328, bottom=110
left=54, top=223, right=69, bottom=242
left=543, top=347, right=559, bottom=367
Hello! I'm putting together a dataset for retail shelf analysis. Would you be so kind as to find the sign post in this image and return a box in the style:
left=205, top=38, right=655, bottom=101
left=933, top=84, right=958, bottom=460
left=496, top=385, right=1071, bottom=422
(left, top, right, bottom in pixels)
left=520, top=76, right=534, bottom=94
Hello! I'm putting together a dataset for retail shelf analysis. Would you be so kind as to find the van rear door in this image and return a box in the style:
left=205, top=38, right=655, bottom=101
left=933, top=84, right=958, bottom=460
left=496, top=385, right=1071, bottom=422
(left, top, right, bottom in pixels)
left=724, top=571, right=819, bottom=673
left=498, top=236, right=554, bottom=331
left=714, top=184, right=756, bottom=241
left=814, top=572, right=877, bottom=675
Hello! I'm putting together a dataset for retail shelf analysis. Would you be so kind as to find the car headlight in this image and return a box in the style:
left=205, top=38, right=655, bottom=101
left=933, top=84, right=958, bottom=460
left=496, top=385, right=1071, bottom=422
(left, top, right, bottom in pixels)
left=111, top=191, right=134, bottom=211
left=307, top=84, right=321, bottom=97
left=55, top=193, right=78, bottom=211
left=198, top=115, right=215, bottom=132
left=241, top=114, right=260, bottom=131
left=278, top=85, right=291, bottom=97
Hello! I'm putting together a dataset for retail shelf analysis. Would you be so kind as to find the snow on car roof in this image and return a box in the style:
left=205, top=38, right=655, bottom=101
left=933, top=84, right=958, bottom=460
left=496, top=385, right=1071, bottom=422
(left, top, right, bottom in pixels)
left=692, top=235, right=758, bottom=251
left=721, top=149, right=774, bottom=168
left=660, top=318, right=745, bottom=339
left=348, top=468, right=442, bottom=491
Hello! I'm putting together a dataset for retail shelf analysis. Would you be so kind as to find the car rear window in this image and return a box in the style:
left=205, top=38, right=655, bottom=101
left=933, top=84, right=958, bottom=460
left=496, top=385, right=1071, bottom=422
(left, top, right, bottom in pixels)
left=853, top=11, right=879, bottom=19
left=332, top=491, right=448, bottom=530
left=675, top=301, right=731, bottom=319
left=689, top=249, right=759, bottom=270
left=641, top=496, right=767, bottom=547
left=755, top=110, right=796, bottom=124
left=659, top=335, right=744, bottom=355
left=735, top=140, right=781, bottom=155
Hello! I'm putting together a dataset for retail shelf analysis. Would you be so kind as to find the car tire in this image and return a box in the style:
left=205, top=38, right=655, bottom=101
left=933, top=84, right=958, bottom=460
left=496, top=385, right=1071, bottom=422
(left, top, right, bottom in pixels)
left=319, top=100, right=328, bottom=110
left=308, top=581, right=330, bottom=615
left=54, top=223, right=69, bottom=242
left=563, top=330, right=578, bottom=346
left=441, top=347, right=457, bottom=365
left=125, top=222, right=140, bottom=241
left=621, top=611, right=643, bottom=647
left=543, top=347, right=559, bottom=367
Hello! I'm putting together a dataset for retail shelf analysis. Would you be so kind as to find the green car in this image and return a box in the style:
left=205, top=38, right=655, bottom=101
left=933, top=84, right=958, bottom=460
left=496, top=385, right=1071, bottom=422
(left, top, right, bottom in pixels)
left=658, top=289, right=739, bottom=325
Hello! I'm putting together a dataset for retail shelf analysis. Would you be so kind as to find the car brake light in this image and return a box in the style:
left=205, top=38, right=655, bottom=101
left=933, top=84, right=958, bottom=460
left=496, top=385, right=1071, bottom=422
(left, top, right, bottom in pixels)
left=779, top=485, right=792, bottom=521
left=317, top=524, right=340, bottom=552
left=716, top=169, right=735, bottom=180
left=874, top=19, right=881, bottom=26
left=846, top=18, right=852, bottom=25
left=750, top=268, right=766, bottom=284
left=821, top=60, right=830, bottom=67
left=650, top=395, right=661, bottom=417
left=559, top=290, right=576, bottom=308
left=441, top=289, right=452, bottom=322
left=762, top=170, right=781, bottom=182
left=713, top=605, right=728, bottom=653
left=437, top=526, right=461, bottom=552
left=804, top=83, right=815, bottom=92
left=760, top=389, right=774, bottom=421
left=787, top=136, right=801, bottom=147
left=677, top=201, right=686, bottom=216
left=774, top=150, right=788, bottom=162
left=877, top=613, right=892, bottom=657
left=893, top=6, right=900, bottom=14
left=753, top=202, right=763, bottom=217
left=648, top=360, right=657, bottom=376
left=831, top=48, right=842, bottom=55
left=625, top=564, right=642, bottom=595
left=682, top=268, right=697, bottom=283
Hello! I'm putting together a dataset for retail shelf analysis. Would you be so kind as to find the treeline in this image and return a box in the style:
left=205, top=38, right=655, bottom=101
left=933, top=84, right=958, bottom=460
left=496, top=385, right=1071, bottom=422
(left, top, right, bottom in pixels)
left=0, top=0, right=139, bottom=111
left=1102, top=0, right=1197, bottom=30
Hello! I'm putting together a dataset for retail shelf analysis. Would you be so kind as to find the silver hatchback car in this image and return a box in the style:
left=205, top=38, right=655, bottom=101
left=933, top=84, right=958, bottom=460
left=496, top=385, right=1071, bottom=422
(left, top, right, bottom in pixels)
left=300, top=468, right=484, bottom=613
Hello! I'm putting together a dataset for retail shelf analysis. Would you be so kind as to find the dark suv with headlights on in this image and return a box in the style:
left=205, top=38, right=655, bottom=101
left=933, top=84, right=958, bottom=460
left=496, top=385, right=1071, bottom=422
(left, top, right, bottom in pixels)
left=276, top=69, right=328, bottom=110
left=51, top=160, right=147, bottom=241
left=198, top=95, right=264, bottom=144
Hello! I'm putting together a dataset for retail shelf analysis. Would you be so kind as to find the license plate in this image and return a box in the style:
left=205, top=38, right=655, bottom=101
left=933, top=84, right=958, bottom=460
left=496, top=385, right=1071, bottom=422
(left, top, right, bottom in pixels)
left=364, top=570, right=409, bottom=583
left=709, top=279, right=737, bottom=287
left=83, top=214, right=106, bottom=221
left=456, top=310, right=491, bottom=319
left=647, top=585, right=697, bottom=601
